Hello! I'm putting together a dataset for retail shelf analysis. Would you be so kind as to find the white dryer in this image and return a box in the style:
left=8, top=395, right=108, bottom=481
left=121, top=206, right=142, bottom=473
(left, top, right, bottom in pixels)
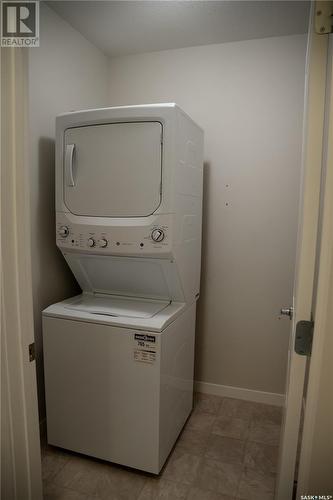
left=43, top=103, right=204, bottom=474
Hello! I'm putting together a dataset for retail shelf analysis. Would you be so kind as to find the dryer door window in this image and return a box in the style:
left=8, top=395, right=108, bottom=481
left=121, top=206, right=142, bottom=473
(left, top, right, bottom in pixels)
left=63, top=121, right=162, bottom=217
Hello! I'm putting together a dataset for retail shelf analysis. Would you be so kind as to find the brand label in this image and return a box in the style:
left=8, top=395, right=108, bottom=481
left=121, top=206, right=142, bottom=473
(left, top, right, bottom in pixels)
left=133, top=333, right=157, bottom=364
left=134, top=333, right=156, bottom=343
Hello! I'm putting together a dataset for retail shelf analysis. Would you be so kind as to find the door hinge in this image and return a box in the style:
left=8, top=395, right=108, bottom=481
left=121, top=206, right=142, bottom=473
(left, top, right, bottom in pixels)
left=295, top=320, right=314, bottom=356
left=315, top=1, right=333, bottom=34
left=29, top=342, right=35, bottom=362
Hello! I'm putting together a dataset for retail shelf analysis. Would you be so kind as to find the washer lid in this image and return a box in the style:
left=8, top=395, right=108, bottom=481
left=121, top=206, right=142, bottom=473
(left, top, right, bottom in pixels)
left=62, top=253, right=185, bottom=302
left=63, top=294, right=170, bottom=319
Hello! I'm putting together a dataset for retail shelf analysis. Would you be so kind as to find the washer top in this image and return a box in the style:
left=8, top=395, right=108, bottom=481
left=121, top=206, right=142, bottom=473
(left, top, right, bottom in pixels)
left=64, top=293, right=170, bottom=318
left=42, top=293, right=186, bottom=332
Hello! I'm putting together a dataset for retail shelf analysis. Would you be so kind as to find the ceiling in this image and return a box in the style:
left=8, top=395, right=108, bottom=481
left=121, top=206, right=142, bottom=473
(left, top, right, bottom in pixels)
left=47, top=1, right=310, bottom=58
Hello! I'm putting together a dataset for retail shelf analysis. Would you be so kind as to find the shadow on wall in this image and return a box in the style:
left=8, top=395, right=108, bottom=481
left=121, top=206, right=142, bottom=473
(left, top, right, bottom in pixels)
left=195, top=161, right=210, bottom=382
left=36, top=136, right=80, bottom=307
left=33, top=137, right=80, bottom=422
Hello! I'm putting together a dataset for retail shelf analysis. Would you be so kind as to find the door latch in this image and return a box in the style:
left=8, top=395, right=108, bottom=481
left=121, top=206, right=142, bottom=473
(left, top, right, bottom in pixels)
left=295, top=320, right=314, bottom=356
left=280, top=306, right=294, bottom=320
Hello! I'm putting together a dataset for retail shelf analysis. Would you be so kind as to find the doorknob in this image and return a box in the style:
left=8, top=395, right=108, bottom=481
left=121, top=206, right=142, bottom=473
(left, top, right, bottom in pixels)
left=280, top=307, right=294, bottom=319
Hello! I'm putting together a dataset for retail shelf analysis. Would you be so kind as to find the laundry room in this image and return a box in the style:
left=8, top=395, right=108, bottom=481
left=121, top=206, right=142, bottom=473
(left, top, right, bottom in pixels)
left=3, top=1, right=333, bottom=499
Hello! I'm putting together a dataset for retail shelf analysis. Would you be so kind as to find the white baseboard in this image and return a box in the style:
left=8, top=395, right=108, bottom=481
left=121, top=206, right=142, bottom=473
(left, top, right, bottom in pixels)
left=194, top=380, right=285, bottom=407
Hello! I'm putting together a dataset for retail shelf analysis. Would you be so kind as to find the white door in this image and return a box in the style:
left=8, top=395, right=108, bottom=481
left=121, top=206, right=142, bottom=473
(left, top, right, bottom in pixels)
left=275, top=8, right=330, bottom=500
left=296, top=33, right=333, bottom=494
left=1, top=48, right=42, bottom=499
left=64, top=121, right=162, bottom=217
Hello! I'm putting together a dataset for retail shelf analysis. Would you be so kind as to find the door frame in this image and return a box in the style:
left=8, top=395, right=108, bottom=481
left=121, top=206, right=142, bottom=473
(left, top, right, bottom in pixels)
left=1, top=47, right=43, bottom=500
left=275, top=4, right=330, bottom=499
left=296, top=34, right=333, bottom=495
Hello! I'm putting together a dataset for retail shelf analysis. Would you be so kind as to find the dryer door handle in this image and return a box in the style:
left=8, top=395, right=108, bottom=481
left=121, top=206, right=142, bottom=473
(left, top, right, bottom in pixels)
left=65, top=144, right=76, bottom=187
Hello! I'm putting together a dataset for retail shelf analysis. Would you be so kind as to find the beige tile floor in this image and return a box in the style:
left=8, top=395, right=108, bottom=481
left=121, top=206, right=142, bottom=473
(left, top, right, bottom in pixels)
left=42, top=393, right=282, bottom=500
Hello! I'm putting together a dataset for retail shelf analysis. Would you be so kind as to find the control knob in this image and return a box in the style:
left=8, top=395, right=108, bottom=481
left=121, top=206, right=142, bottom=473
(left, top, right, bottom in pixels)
left=98, top=238, right=108, bottom=248
left=87, top=238, right=95, bottom=247
left=151, top=228, right=165, bottom=242
left=58, top=226, right=69, bottom=238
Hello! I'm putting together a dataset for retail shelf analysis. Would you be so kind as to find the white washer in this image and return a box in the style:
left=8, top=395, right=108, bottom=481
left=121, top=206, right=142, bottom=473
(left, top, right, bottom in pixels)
left=43, top=104, right=204, bottom=473
left=43, top=296, right=195, bottom=474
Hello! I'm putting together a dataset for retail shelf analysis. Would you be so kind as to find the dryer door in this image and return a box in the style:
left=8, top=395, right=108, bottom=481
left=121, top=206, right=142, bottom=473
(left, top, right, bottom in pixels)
left=63, top=122, right=162, bottom=217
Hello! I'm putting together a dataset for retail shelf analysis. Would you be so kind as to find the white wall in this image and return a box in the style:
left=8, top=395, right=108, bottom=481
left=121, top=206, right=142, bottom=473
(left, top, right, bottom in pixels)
left=108, top=35, right=307, bottom=395
left=29, top=3, right=109, bottom=420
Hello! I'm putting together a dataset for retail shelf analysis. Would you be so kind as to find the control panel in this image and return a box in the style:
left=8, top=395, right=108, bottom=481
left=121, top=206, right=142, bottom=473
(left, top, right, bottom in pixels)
left=56, top=214, right=172, bottom=257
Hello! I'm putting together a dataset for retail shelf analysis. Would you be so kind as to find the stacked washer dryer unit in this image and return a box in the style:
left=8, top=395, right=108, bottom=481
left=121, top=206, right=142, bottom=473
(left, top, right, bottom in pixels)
left=43, top=104, right=203, bottom=474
